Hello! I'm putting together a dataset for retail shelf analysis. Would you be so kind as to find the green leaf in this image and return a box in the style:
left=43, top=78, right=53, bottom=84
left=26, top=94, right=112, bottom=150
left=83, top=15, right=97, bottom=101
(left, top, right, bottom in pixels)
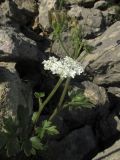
left=30, top=137, right=43, bottom=150
left=66, top=89, right=92, bottom=109
left=46, top=126, right=59, bottom=135
left=0, top=132, right=7, bottom=149
left=6, top=137, right=20, bottom=157
left=32, top=112, right=38, bottom=122
left=34, top=92, right=45, bottom=98
left=36, top=120, right=59, bottom=139
left=22, top=139, right=32, bottom=157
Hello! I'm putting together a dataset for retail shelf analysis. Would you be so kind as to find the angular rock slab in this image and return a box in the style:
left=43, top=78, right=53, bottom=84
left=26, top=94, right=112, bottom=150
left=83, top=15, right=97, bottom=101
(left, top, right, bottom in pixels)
left=82, top=21, right=120, bottom=86
left=0, top=26, right=40, bottom=61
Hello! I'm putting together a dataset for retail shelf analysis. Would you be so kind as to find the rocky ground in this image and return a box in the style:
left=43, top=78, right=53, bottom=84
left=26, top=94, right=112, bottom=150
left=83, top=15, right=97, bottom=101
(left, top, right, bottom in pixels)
left=0, top=0, right=120, bottom=160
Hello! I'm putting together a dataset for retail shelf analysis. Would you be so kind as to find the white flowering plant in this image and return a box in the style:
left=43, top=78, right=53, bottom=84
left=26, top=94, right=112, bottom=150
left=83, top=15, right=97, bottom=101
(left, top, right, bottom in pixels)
left=33, top=9, right=94, bottom=120
left=30, top=8, right=93, bottom=156
left=0, top=4, right=93, bottom=159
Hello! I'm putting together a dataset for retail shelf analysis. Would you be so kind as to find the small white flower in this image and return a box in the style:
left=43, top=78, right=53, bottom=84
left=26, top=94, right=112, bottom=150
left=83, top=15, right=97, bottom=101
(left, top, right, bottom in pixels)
left=42, top=56, right=84, bottom=79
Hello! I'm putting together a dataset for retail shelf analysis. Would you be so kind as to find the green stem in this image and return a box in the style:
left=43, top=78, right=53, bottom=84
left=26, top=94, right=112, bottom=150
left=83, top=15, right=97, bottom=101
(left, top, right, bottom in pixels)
left=58, top=78, right=71, bottom=108
left=59, top=35, right=70, bottom=56
left=74, top=42, right=83, bottom=60
left=33, top=78, right=63, bottom=124
left=49, top=77, right=71, bottom=120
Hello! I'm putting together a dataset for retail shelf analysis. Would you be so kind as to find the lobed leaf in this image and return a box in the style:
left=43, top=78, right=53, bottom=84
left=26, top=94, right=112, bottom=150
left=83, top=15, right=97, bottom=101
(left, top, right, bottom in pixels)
left=30, top=136, right=43, bottom=150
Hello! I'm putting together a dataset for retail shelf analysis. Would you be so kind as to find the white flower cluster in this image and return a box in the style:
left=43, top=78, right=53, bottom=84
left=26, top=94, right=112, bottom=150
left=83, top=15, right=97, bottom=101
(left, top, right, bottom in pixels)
left=42, top=56, right=84, bottom=79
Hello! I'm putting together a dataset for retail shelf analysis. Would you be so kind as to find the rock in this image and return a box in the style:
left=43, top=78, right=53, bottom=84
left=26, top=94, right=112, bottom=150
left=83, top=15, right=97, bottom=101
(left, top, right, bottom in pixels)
left=65, top=0, right=95, bottom=7
left=80, top=0, right=96, bottom=7
left=93, top=139, right=120, bottom=160
left=82, top=21, right=120, bottom=86
left=0, top=0, right=30, bottom=26
left=0, top=62, right=33, bottom=128
left=52, top=7, right=104, bottom=57
left=95, top=113, right=120, bottom=144
left=80, top=7, right=105, bottom=38
left=0, top=26, right=41, bottom=61
left=82, top=81, right=109, bottom=108
left=44, top=126, right=97, bottom=160
left=67, top=5, right=82, bottom=19
left=38, top=0, right=57, bottom=30
left=13, top=0, right=38, bottom=14
left=108, top=87, right=120, bottom=98
left=64, top=0, right=81, bottom=5
left=103, top=5, right=120, bottom=26
left=51, top=31, right=73, bottom=58
left=94, top=0, right=108, bottom=10
left=68, top=6, right=105, bottom=38
left=61, top=81, right=109, bottom=129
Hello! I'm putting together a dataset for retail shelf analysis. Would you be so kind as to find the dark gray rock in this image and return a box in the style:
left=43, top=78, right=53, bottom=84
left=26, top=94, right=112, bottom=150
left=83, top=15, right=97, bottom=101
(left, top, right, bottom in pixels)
left=44, top=125, right=97, bottom=160
left=95, top=113, right=120, bottom=143
left=0, top=62, right=33, bottom=128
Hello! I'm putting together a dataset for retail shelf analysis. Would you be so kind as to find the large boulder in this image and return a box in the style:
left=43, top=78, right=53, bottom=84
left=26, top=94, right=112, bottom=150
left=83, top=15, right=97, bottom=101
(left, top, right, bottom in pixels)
left=44, top=125, right=97, bottom=160
left=0, top=62, right=33, bottom=128
left=82, top=21, right=120, bottom=86
left=0, top=26, right=41, bottom=61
